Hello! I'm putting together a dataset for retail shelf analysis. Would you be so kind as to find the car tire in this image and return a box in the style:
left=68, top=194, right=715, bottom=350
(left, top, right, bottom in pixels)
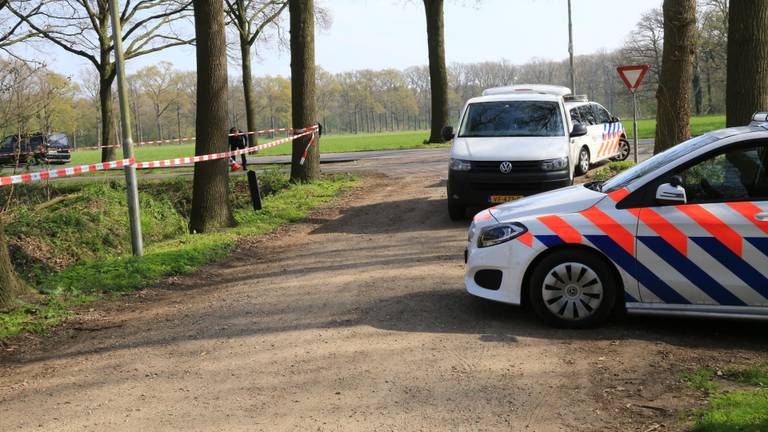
left=448, top=197, right=465, bottom=221
left=575, top=146, right=590, bottom=176
left=614, top=139, right=631, bottom=161
left=528, top=249, right=617, bottom=328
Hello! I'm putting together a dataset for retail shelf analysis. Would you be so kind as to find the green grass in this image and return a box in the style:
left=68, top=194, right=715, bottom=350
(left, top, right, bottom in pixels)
left=684, top=364, right=768, bottom=431
left=0, top=171, right=359, bottom=339
left=67, top=130, right=434, bottom=167
left=622, top=115, right=725, bottom=140
left=587, top=160, right=636, bottom=182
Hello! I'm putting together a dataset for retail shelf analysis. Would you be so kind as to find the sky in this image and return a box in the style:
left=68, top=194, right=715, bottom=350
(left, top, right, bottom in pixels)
left=36, top=0, right=663, bottom=79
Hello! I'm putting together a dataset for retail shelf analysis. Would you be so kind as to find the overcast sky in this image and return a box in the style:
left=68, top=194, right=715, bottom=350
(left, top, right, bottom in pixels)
left=40, top=0, right=662, bottom=79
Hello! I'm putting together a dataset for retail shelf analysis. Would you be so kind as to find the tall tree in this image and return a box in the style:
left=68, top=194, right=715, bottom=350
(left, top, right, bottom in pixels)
left=8, top=0, right=192, bottom=162
left=726, top=0, right=768, bottom=127
left=190, top=0, right=232, bottom=232
left=654, top=0, right=696, bottom=154
left=0, top=0, right=27, bottom=308
left=225, top=0, right=287, bottom=145
left=288, top=0, right=319, bottom=182
left=422, top=0, right=448, bottom=143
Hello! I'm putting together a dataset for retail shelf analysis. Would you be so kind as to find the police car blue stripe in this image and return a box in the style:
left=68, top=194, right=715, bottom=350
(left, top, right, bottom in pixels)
left=691, top=237, right=768, bottom=300
left=746, top=237, right=768, bottom=258
left=625, top=291, right=639, bottom=302
left=536, top=235, right=564, bottom=248
left=585, top=235, right=689, bottom=304
left=638, top=236, right=746, bottom=306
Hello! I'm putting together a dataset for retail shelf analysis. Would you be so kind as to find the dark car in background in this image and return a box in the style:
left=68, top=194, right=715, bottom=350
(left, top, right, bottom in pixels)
left=0, top=132, right=71, bottom=166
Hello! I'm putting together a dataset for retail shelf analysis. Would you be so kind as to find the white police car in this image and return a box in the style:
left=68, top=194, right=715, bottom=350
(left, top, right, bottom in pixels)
left=465, top=114, right=768, bottom=327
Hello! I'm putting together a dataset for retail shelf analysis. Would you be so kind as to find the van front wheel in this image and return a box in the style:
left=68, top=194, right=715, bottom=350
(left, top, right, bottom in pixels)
left=448, top=197, right=465, bottom=221
left=575, top=146, right=590, bottom=176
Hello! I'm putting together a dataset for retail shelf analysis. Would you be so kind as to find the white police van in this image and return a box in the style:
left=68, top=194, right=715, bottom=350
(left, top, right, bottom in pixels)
left=465, top=113, right=768, bottom=327
left=443, top=85, right=627, bottom=220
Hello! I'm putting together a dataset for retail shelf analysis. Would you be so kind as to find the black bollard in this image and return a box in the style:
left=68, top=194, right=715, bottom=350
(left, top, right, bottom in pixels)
left=247, top=170, right=262, bottom=211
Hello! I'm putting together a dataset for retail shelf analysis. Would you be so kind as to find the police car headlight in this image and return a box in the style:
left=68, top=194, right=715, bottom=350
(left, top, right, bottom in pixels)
left=478, top=223, right=527, bottom=248
left=541, top=157, right=568, bottom=171
left=450, top=158, right=471, bottom=171
left=468, top=222, right=476, bottom=242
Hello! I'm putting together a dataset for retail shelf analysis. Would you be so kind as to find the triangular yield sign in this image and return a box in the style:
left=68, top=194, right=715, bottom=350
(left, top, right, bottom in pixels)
left=616, top=65, right=650, bottom=91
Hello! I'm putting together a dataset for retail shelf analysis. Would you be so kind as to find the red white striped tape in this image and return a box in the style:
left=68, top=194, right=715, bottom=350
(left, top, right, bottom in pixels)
left=0, top=158, right=134, bottom=186
left=0, top=125, right=319, bottom=186
left=135, top=126, right=318, bottom=169
left=299, top=133, right=316, bottom=166
left=68, top=126, right=302, bottom=152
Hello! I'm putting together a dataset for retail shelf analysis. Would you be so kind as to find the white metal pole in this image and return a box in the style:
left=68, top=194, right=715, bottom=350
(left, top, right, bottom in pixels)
left=568, top=0, right=575, bottom=93
left=108, top=0, right=144, bottom=256
left=632, top=90, right=639, bottom=164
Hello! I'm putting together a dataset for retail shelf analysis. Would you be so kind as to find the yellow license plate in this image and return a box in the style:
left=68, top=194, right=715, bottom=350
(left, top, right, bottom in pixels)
left=489, top=195, right=522, bottom=204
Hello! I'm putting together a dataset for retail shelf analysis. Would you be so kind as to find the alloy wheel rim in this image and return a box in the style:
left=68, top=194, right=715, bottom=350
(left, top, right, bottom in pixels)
left=620, top=141, right=630, bottom=159
left=580, top=150, right=589, bottom=173
left=542, top=262, right=603, bottom=321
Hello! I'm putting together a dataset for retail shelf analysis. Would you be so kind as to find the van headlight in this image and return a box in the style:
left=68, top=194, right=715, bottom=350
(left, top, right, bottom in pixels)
left=478, top=223, right=527, bottom=248
left=541, top=157, right=568, bottom=171
left=450, top=158, right=471, bottom=171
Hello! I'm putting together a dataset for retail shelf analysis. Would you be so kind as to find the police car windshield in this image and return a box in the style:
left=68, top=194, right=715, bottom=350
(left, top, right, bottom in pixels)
left=602, top=133, right=726, bottom=193
left=458, top=101, right=565, bottom=138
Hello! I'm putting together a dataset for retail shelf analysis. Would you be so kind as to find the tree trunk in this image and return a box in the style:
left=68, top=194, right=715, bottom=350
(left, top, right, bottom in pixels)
left=693, top=54, right=702, bottom=116
left=99, top=69, right=117, bottom=162
left=726, top=0, right=768, bottom=127
left=423, top=0, right=448, bottom=144
left=654, top=0, right=696, bottom=154
left=289, top=0, right=320, bottom=183
left=240, top=35, right=258, bottom=146
left=0, top=225, right=22, bottom=309
left=190, top=0, right=233, bottom=233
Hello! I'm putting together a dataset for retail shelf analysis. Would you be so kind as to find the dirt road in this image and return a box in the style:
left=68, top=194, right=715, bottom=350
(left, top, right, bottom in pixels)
left=1, top=171, right=767, bottom=431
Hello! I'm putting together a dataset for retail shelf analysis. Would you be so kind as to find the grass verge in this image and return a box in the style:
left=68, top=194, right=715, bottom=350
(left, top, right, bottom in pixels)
left=586, top=160, right=636, bottom=182
left=684, top=364, right=768, bottom=431
left=0, top=171, right=360, bottom=340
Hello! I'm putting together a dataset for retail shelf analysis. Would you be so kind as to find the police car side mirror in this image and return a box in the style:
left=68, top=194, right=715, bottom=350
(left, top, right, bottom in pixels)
left=570, top=123, right=588, bottom=137
left=656, top=177, right=687, bottom=205
left=441, top=126, right=455, bottom=141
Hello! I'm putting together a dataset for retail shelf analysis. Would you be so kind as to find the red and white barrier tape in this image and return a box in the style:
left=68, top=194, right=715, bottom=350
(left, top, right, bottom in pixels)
left=299, top=132, right=316, bottom=166
left=0, top=158, right=134, bottom=186
left=0, top=125, right=319, bottom=186
left=67, top=126, right=303, bottom=152
left=135, top=126, right=318, bottom=169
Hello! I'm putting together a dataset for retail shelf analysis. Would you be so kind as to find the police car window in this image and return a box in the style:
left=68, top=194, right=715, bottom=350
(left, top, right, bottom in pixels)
left=593, top=105, right=612, bottom=123
left=577, top=105, right=596, bottom=125
left=676, top=144, right=768, bottom=202
left=458, top=101, right=565, bottom=137
left=569, top=108, right=581, bottom=124
left=602, top=133, right=723, bottom=193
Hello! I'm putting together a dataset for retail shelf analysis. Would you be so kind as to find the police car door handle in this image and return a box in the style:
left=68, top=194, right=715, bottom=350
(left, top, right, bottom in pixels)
left=756, top=212, right=768, bottom=221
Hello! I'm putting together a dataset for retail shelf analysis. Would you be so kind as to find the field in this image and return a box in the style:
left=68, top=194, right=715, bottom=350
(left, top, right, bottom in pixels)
left=622, top=114, right=725, bottom=139
left=67, top=130, right=435, bottom=166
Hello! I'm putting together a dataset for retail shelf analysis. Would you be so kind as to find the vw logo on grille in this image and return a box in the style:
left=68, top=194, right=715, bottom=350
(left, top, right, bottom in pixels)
left=499, top=161, right=513, bottom=174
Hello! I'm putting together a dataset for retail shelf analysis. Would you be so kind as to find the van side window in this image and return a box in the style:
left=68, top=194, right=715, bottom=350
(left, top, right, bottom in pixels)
left=593, top=104, right=613, bottom=123
left=569, top=108, right=581, bottom=124
left=577, top=105, right=596, bottom=125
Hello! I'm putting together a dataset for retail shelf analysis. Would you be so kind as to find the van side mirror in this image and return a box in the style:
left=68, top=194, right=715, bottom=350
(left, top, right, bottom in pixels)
left=656, top=175, right=686, bottom=205
left=441, top=126, right=455, bottom=141
left=570, top=123, right=588, bottom=138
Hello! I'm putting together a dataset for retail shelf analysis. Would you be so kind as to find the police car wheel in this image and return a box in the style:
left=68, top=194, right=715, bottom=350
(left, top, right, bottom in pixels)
left=529, top=250, right=617, bottom=328
left=614, top=139, right=631, bottom=161
left=575, top=147, right=590, bottom=175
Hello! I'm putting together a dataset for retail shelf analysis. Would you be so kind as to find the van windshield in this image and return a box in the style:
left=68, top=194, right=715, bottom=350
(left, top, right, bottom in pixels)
left=459, top=101, right=565, bottom=138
